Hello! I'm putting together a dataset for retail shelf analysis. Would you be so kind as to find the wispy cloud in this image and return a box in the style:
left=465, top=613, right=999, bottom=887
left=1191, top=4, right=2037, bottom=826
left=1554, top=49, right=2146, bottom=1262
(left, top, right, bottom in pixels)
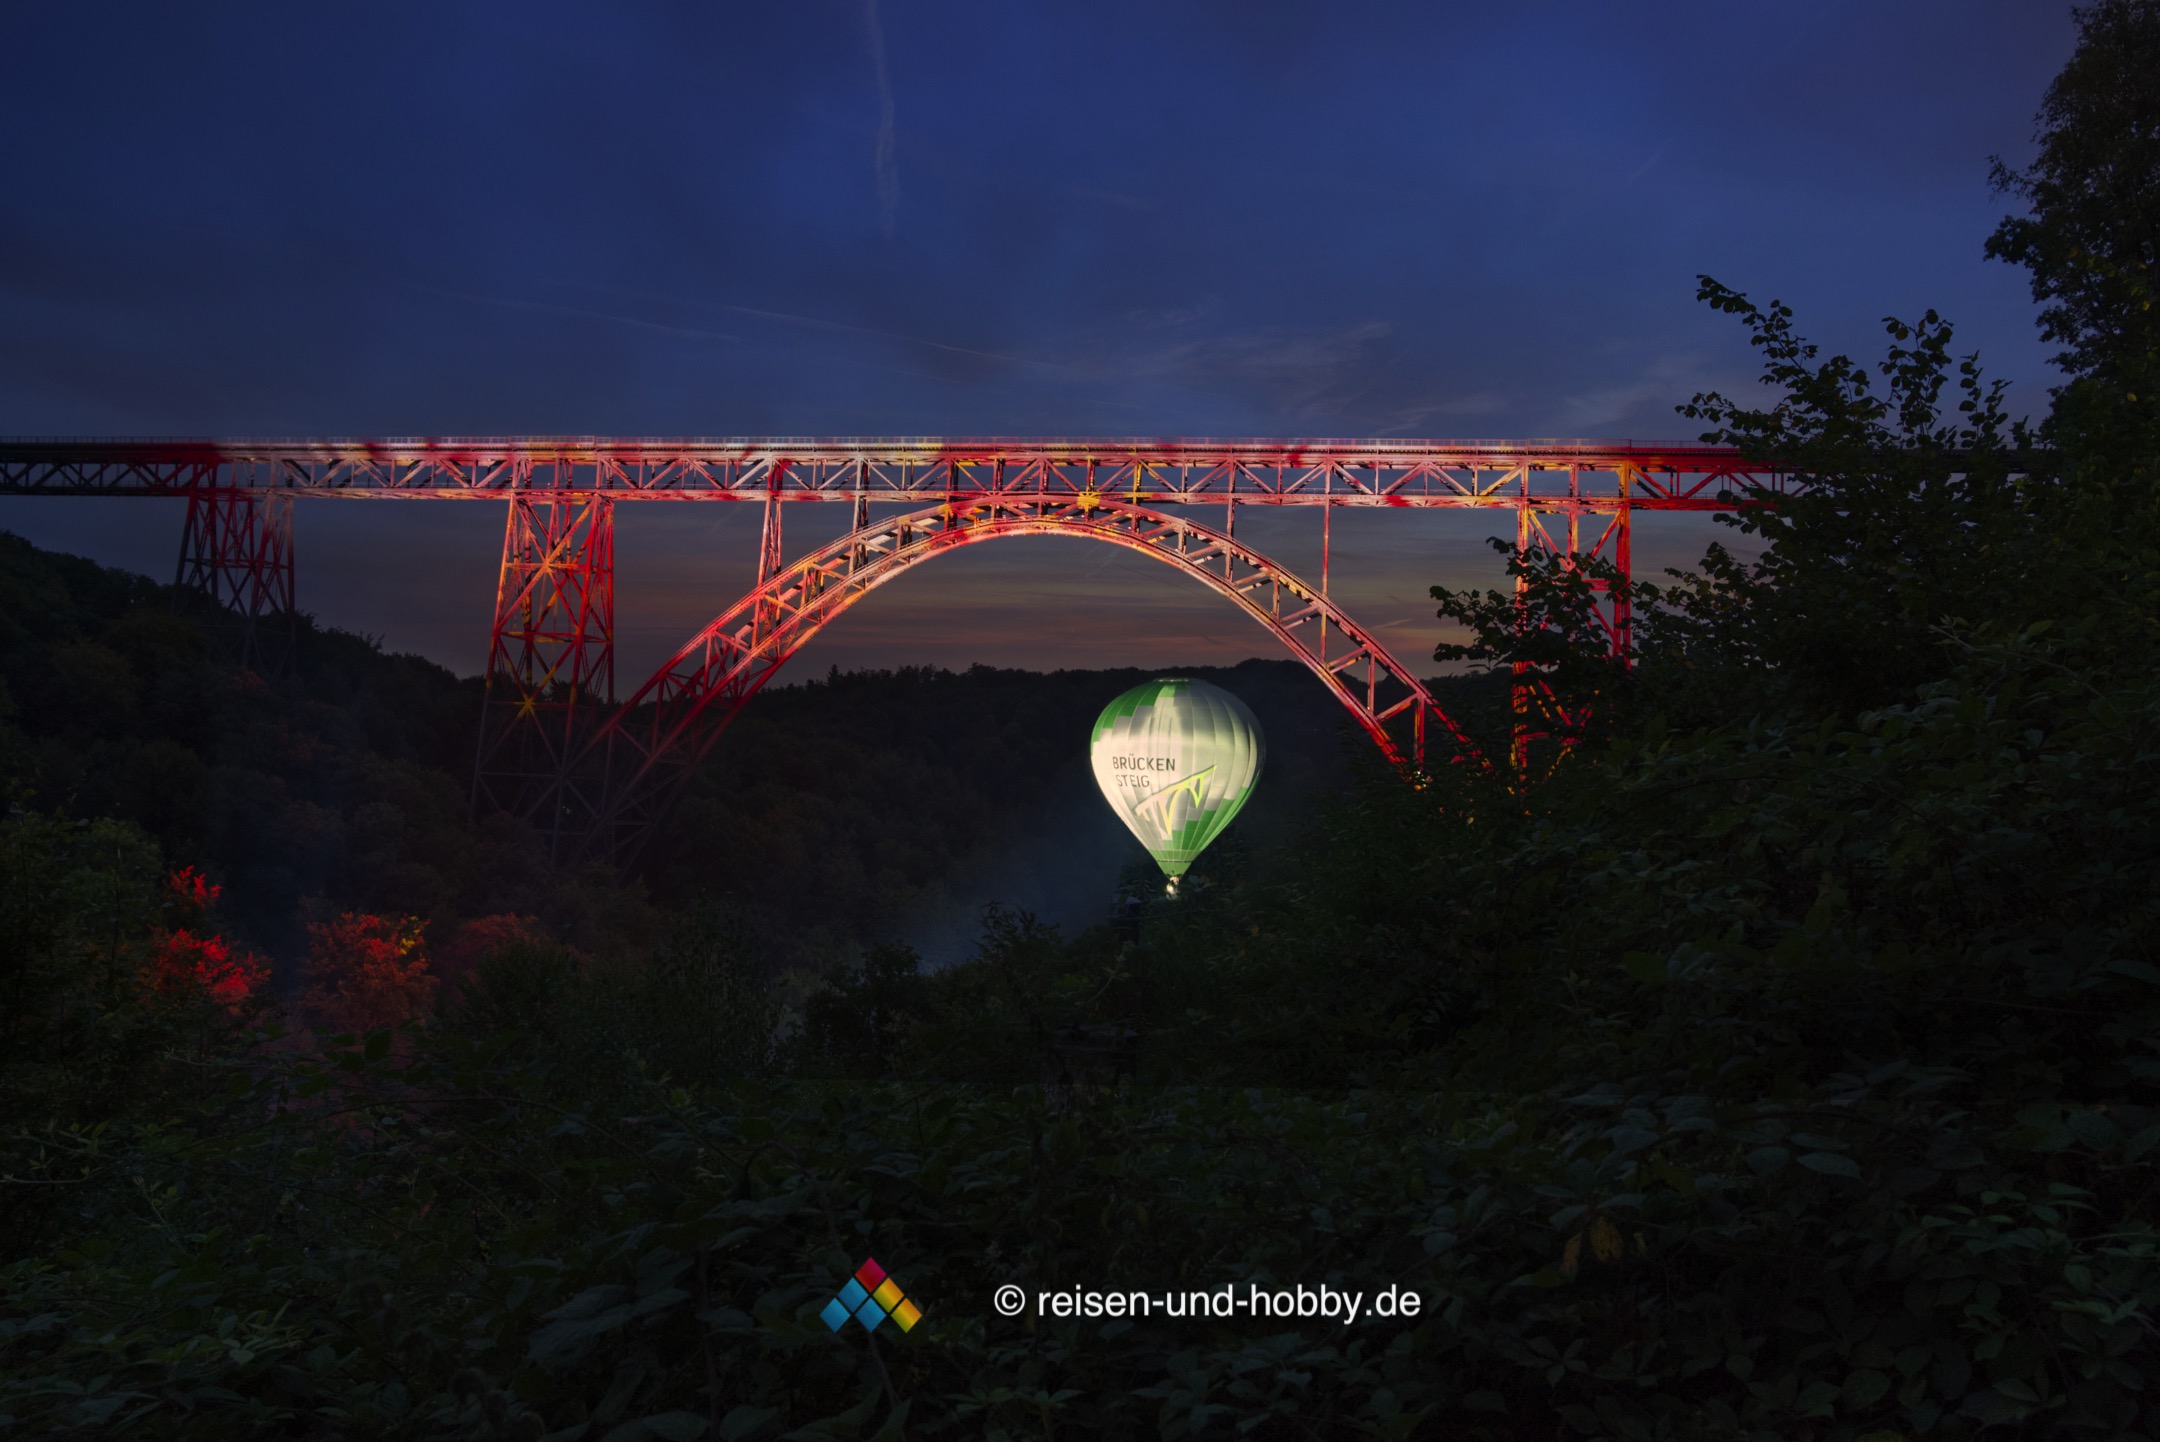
left=1372, top=392, right=1512, bottom=436
left=1556, top=353, right=1723, bottom=435
left=715, top=299, right=1069, bottom=373
left=1125, top=320, right=1397, bottom=420
left=865, top=0, right=899, bottom=238
left=412, top=279, right=1053, bottom=391
left=411, top=283, right=748, bottom=346
left=533, top=279, right=1082, bottom=379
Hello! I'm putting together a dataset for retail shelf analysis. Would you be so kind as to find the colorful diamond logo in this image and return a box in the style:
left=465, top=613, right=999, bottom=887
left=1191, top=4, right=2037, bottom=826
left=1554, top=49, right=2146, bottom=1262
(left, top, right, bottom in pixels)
left=823, top=1258, right=921, bottom=1334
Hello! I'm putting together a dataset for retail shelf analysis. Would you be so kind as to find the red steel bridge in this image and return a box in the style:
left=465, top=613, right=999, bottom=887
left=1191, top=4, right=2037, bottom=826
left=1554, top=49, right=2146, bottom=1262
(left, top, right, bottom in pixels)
left=0, top=437, right=1786, bottom=865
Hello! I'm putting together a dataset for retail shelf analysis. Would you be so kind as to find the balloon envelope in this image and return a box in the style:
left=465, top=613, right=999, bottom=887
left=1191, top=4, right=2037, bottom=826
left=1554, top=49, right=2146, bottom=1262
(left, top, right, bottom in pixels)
left=1090, top=678, right=1264, bottom=879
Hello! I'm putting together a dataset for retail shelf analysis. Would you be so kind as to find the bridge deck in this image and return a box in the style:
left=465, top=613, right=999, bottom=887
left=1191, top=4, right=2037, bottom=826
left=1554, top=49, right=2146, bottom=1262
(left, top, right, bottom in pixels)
left=0, top=437, right=1782, bottom=509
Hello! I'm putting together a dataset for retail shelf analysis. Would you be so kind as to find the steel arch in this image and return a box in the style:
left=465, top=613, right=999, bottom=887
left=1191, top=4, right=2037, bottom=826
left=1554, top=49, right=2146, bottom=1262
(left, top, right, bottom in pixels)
left=552, top=496, right=1487, bottom=865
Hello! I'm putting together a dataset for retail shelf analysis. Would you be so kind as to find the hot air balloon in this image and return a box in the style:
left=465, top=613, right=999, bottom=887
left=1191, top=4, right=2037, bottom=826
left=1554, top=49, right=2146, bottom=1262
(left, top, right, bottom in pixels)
left=1090, top=678, right=1264, bottom=895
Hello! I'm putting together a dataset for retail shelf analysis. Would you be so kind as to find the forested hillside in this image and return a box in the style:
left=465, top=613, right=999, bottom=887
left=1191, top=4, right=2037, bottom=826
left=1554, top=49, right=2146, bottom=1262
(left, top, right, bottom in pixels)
left=0, top=542, right=511, bottom=955
left=4, top=4, right=2159, bottom=1438
left=0, top=540, right=1360, bottom=973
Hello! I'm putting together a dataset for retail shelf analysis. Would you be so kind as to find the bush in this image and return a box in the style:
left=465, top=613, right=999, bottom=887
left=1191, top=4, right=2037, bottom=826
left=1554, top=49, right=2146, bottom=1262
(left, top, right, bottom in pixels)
left=297, top=911, right=436, bottom=1034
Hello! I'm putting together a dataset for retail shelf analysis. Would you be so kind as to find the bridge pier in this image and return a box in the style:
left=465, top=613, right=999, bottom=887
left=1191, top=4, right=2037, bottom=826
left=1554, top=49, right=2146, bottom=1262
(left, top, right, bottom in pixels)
left=754, top=477, right=784, bottom=643
left=175, top=486, right=295, bottom=673
left=470, top=492, right=615, bottom=859
left=1510, top=478, right=1634, bottom=771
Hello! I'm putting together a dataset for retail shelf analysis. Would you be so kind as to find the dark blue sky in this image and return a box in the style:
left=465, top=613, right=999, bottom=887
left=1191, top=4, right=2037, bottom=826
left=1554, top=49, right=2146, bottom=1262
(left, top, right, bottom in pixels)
left=0, top=1, right=2078, bottom=677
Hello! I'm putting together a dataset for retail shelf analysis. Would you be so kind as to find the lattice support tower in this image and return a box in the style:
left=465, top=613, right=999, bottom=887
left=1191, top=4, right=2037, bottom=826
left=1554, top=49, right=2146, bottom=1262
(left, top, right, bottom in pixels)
left=1510, top=465, right=1635, bottom=771
left=471, top=488, right=616, bottom=856
left=175, top=485, right=296, bottom=673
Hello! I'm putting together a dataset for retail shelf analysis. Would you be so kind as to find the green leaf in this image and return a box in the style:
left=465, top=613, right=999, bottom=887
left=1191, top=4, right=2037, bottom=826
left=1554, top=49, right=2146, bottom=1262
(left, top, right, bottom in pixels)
left=1958, top=1387, right=2031, bottom=1425
left=2066, top=1109, right=2121, bottom=1149
left=1842, top=1368, right=1891, bottom=1407
left=866, top=1399, right=910, bottom=1442
left=638, top=1413, right=712, bottom=1442
left=721, top=1406, right=780, bottom=1442
left=1795, top=1379, right=1841, bottom=1417
left=530, top=1304, right=636, bottom=1367
left=778, top=1387, right=881, bottom=1440
left=542, top=1285, right=630, bottom=1322
left=1746, top=1146, right=1790, bottom=1176
left=1797, top=1151, right=1861, bottom=1178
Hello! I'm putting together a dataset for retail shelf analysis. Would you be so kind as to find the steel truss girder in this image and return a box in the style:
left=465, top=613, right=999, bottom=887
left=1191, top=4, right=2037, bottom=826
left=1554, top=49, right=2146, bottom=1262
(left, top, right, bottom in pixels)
left=471, top=494, right=615, bottom=835
left=175, top=487, right=295, bottom=672
left=544, top=497, right=1488, bottom=867
left=0, top=436, right=1789, bottom=510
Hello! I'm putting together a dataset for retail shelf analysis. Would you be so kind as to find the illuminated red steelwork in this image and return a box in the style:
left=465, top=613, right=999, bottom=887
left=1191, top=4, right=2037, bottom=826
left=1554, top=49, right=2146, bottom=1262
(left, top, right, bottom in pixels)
left=470, top=495, right=615, bottom=825
left=1512, top=486, right=1636, bottom=770
left=175, top=488, right=295, bottom=672
left=0, top=436, right=1782, bottom=508
left=548, top=496, right=1486, bottom=866
left=0, top=436, right=1792, bottom=863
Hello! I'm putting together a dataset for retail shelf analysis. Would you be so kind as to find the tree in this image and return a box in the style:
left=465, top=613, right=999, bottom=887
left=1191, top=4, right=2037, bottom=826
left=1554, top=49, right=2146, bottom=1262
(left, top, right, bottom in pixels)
left=1987, top=0, right=2160, bottom=397
left=143, top=867, right=266, bottom=1012
left=1436, top=282, right=2040, bottom=747
left=298, top=912, right=435, bottom=1033
left=1986, top=0, right=2160, bottom=660
left=1429, top=543, right=1640, bottom=761
left=1669, top=283, right=2038, bottom=713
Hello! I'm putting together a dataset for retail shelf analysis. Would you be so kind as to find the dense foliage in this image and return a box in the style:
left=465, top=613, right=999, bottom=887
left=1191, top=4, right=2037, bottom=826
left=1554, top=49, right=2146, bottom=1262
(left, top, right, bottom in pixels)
left=7, top=4, right=2160, bottom=1437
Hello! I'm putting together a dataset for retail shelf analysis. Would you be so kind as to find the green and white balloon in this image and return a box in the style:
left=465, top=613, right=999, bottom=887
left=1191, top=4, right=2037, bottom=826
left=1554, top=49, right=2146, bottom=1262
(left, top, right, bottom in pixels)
left=1090, top=678, right=1264, bottom=890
